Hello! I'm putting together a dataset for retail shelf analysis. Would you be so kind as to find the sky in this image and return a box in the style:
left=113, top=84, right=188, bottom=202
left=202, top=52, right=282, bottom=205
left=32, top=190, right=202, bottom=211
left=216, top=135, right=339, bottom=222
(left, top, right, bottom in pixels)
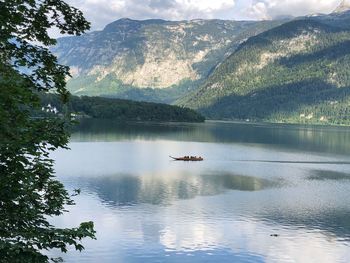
left=65, top=0, right=344, bottom=31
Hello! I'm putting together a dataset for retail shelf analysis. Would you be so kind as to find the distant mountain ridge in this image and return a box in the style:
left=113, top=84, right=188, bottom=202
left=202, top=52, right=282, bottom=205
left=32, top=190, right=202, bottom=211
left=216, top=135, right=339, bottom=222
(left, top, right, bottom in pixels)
left=53, top=18, right=284, bottom=103
left=334, top=0, right=350, bottom=13
left=180, top=11, right=350, bottom=125
left=54, top=8, right=350, bottom=125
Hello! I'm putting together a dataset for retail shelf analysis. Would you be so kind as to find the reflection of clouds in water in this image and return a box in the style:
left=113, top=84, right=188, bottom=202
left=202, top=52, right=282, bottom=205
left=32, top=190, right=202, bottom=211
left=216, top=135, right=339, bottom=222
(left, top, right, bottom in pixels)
left=160, top=223, right=223, bottom=252
left=78, top=172, right=280, bottom=206
left=238, top=222, right=348, bottom=263
left=50, top=181, right=350, bottom=262
left=159, top=219, right=349, bottom=263
left=62, top=169, right=350, bottom=240
left=50, top=120, right=350, bottom=262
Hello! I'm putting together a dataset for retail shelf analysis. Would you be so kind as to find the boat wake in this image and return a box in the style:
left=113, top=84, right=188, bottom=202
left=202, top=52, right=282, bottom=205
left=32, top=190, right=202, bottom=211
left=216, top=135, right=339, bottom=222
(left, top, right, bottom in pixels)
left=235, top=160, right=350, bottom=165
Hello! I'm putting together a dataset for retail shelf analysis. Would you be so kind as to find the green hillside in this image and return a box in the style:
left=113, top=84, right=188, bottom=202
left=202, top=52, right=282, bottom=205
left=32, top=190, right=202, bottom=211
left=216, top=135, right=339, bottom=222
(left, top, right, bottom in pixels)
left=181, top=14, right=350, bottom=125
left=38, top=94, right=205, bottom=122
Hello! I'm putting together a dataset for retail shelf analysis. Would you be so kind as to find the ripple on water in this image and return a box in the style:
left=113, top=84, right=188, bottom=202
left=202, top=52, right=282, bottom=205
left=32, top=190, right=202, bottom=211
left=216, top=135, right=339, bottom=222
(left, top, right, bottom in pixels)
left=51, top=121, right=350, bottom=262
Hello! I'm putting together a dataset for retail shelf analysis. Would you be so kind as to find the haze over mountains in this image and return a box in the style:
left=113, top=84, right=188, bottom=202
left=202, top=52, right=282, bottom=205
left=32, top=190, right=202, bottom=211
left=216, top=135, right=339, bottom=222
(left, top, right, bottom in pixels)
left=54, top=1, right=350, bottom=124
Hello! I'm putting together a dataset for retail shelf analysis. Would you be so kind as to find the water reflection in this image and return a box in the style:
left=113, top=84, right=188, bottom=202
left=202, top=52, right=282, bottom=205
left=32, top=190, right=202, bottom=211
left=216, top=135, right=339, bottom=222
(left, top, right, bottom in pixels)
left=51, top=120, right=350, bottom=262
left=76, top=172, right=280, bottom=206
left=71, top=119, right=350, bottom=155
left=69, top=168, right=350, bottom=241
left=308, top=170, right=350, bottom=181
left=258, top=208, right=350, bottom=242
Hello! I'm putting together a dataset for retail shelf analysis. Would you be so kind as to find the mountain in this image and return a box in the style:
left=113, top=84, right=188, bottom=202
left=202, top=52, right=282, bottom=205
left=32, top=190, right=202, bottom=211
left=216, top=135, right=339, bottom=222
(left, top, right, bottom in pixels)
left=180, top=13, right=350, bottom=125
left=53, top=18, right=283, bottom=103
left=334, top=0, right=350, bottom=13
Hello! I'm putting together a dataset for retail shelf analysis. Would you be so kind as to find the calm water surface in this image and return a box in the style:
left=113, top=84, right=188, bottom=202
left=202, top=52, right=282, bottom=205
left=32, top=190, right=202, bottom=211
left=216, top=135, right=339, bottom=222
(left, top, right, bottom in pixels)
left=51, top=120, right=350, bottom=262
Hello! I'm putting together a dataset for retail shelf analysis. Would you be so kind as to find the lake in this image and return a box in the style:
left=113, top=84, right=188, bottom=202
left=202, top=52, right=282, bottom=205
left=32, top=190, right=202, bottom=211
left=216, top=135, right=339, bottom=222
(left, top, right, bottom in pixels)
left=51, top=119, right=350, bottom=262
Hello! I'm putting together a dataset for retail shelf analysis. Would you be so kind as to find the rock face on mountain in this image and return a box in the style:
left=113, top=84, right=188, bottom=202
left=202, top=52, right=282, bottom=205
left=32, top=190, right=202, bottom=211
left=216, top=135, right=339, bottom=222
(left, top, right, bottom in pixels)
left=53, top=18, right=282, bottom=103
left=181, top=13, right=350, bottom=125
left=334, top=0, right=350, bottom=13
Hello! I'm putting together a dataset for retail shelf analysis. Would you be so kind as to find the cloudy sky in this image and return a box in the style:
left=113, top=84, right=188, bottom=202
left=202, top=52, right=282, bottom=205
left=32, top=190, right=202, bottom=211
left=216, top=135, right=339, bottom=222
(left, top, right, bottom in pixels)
left=65, top=0, right=344, bottom=30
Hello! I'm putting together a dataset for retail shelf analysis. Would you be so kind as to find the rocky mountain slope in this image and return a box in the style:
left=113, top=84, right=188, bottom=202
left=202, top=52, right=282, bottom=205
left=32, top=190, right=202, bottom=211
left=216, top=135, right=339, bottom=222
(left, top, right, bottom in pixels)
left=53, top=18, right=283, bottom=103
left=180, top=8, right=350, bottom=125
left=334, top=0, right=350, bottom=13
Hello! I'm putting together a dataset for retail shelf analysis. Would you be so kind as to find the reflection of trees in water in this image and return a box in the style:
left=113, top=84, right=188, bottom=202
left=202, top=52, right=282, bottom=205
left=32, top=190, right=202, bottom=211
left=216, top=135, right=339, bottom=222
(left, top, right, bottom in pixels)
left=256, top=169, right=350, bottom=240
left=72, top=119, right=350, bottom=154
left=259, top=209, right=350, bottom=241
left=308, top=170, right=350, bottom=181
left=71, top=119, right=211, bottom=142
left=82, top=173, right=279, bottom=206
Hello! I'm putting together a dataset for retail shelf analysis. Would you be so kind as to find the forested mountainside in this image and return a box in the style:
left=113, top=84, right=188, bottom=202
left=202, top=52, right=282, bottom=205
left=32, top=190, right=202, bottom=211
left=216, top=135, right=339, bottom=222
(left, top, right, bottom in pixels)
left=38, top=94, right=204, bottom=122
left=181, top=10, right=350, bottom=125
left=52, top=18, right=283, bottom=103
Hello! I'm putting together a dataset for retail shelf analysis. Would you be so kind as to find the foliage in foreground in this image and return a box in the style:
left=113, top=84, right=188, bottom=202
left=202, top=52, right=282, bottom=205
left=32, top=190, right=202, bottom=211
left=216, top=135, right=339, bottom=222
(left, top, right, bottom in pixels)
left=0, top=0, right=95, bottom=261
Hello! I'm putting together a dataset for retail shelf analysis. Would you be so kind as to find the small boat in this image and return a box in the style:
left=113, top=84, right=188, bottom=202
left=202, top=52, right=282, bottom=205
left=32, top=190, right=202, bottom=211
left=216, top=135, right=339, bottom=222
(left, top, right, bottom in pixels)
left=170, top=156, right=204, bottom=161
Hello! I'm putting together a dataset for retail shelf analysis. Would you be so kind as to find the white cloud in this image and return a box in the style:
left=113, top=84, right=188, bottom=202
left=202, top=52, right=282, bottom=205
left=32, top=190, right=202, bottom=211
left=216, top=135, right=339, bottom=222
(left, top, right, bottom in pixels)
left=176, top=0, right=234, bottom=12
left=61, top=0, right=345, bottom=32
left=246, top=0, right=341, bottom=20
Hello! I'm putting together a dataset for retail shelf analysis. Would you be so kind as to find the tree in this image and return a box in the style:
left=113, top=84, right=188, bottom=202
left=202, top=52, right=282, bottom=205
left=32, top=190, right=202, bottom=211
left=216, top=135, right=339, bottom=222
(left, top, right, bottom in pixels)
left=0, top=0, right=95, bottom=261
